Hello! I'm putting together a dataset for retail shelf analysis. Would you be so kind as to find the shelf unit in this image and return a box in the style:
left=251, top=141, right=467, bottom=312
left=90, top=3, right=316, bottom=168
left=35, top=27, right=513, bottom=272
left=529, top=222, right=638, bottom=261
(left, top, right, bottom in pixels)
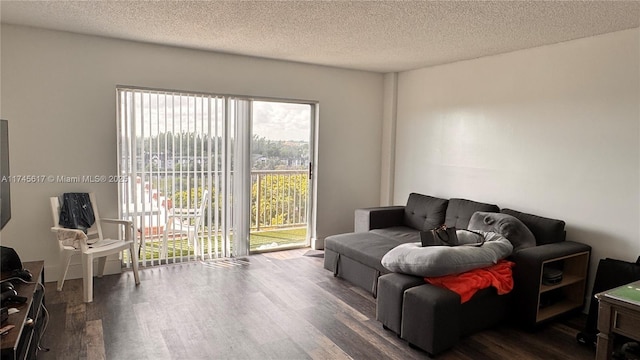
left=536, top=251, right=589, bottom=323
left=1, top=261, right=45, bottom=360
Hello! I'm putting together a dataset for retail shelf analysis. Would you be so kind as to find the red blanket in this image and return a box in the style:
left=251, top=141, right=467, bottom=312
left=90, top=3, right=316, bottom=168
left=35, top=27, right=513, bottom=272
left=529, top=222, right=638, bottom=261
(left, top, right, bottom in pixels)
left=424, top=260, right=515, bottom=303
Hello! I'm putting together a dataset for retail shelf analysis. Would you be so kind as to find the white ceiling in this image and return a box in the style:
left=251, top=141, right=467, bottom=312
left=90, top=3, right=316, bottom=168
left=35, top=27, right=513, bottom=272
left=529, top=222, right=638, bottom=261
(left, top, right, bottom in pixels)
left=1, top=1, right=639, bottom=73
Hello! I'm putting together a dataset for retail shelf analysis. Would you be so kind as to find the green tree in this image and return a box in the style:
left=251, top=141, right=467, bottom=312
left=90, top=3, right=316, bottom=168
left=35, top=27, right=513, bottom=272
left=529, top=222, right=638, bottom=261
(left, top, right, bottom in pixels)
left=250, top=173, right=308, bottom=229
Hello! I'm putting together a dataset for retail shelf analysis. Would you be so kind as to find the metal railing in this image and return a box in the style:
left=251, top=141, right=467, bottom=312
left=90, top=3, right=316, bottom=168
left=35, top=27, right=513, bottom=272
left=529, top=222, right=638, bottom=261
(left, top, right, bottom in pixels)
left=126, top=169, right=309, bottom=265
left=251, top=170, right=309, bottom=231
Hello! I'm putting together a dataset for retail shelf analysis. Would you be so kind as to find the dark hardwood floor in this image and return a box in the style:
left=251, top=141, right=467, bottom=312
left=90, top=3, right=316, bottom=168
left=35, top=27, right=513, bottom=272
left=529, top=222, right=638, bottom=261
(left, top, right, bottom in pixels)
left=37, top=249, right=595, bottom=359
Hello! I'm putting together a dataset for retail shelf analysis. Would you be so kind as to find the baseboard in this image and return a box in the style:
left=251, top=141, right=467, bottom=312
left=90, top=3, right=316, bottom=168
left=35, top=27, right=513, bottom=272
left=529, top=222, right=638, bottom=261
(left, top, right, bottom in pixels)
left=44, top=258, right=124, bottom=283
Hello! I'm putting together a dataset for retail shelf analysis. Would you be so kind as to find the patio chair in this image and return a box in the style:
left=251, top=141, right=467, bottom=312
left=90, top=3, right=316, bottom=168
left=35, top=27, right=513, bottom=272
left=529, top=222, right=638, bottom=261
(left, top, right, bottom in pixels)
left=50, top=193, right=140, bottom=302
left=162, top=189, right=209, bottom=260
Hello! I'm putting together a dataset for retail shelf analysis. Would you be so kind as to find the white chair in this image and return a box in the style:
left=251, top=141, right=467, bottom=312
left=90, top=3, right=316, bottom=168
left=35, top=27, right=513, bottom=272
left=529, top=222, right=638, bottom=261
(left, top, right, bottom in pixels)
left=50, top=193, right=140, bottom=302
left=162, top=190, right=208, bottom=259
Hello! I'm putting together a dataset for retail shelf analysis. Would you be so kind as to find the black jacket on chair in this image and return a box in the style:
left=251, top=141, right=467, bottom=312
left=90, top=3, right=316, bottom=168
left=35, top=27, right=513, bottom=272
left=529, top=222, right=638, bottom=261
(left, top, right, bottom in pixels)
left=58, top=193, right=95, bottom=233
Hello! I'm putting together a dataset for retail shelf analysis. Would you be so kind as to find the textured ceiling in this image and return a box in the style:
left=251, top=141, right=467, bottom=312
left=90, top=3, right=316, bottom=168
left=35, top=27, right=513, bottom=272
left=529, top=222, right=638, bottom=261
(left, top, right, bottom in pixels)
left=1, top=1, right=639, bottom=73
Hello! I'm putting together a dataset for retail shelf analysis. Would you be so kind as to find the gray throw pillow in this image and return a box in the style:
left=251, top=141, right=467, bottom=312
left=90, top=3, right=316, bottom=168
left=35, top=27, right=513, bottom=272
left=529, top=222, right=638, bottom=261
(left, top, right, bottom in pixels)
left=468, top=212, right=536, bottom=252
left=456, top=229, right=485, bottom=245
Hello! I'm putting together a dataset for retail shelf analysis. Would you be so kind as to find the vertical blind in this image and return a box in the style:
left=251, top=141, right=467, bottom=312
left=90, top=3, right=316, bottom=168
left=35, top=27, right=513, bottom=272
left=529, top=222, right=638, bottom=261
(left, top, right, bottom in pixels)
left=117, top=87, right=242, bottom=266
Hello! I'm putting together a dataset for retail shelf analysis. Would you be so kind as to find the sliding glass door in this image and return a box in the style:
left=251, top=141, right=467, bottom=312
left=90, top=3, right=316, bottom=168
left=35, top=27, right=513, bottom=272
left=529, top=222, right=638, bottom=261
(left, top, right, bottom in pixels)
left=249, top=101, right=313, bottom=252
left=117, top=87, right=314, bottom=265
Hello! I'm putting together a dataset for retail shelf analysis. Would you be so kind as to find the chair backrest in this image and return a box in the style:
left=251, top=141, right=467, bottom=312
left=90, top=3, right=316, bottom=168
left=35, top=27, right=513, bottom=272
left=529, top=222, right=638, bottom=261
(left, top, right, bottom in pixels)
left=50, top=193, right=103, bottom=242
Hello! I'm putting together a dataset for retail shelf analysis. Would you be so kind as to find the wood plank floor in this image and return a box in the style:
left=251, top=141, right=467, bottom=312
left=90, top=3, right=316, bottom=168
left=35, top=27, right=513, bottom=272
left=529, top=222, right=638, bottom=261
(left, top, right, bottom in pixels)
left=37, top=249, right=595, bottom=359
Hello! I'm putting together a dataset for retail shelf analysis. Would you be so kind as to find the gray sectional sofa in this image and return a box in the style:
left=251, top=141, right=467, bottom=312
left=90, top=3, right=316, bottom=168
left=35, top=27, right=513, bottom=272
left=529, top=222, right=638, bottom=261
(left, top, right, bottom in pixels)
left=323, top=193, right=591, bottom=356
left=324, top=194, right=499, bottom=296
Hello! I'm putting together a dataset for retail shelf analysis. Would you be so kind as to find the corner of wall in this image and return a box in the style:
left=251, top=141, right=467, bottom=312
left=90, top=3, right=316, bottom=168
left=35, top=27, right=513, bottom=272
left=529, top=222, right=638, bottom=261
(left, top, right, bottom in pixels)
left=380, top=72, right=398, bottom=206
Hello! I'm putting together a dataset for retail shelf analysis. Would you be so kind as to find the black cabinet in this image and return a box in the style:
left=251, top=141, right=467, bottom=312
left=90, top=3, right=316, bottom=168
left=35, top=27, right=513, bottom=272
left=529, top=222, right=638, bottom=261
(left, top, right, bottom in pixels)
left=1, top=261, right=45, bottom=360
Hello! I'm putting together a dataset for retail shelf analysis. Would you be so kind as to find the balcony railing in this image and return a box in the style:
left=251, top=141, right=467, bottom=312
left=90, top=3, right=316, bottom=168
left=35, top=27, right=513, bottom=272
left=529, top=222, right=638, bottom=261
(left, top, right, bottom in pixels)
left=251, top=169, right=308, bottom=231
left=127, top=169, right=309, bottom=265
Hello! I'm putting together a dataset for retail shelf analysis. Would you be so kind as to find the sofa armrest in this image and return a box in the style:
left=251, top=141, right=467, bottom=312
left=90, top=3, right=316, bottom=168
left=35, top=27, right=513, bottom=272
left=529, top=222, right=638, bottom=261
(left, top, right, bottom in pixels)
left=511, top=241, right=591, bottom=327
left=354, top=206, right=405, bottom=232
left=512, top=241, right=591, bottom=265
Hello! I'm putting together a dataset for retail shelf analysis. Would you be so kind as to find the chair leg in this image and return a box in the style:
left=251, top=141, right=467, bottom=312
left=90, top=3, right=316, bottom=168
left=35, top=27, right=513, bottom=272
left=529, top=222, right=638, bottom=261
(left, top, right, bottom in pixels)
left=97, top=256, right=107, bottom=278
left=129, top=243, right=141, bottom=286
left=161, top=230, right=169, bottom=259
left=200, top=235, right=205, bottom=260
left=82, top=253, right=94, bottom=303
left=57, top=251, right=74, bottom=291
left=191, top=232, right=199, bottom=260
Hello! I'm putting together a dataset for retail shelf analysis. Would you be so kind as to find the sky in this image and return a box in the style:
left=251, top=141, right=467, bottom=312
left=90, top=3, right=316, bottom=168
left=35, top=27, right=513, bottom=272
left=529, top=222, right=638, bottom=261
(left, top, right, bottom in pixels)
left=127, top=91, right=311, bottom=142
left=252, top=101, right=310, bottom=142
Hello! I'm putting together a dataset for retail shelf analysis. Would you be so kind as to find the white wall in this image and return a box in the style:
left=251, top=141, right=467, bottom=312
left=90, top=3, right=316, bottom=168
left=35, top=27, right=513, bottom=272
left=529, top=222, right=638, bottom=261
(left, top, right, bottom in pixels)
left=0, top=25, right=383, bottom=277
left=394, top=28, right=640, bottom=296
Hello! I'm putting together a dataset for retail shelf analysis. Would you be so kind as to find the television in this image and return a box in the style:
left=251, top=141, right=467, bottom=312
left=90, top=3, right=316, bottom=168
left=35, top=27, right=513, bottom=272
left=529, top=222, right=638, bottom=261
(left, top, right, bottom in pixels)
left=1, top=119, right=10, bottom=230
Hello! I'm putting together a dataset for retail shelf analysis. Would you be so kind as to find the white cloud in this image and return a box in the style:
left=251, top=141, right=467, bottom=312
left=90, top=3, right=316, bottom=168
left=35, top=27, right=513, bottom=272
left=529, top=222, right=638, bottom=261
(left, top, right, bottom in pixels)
left=252, top=101, right=311, bottom=142
left=131, top=93, right=311, bottom=142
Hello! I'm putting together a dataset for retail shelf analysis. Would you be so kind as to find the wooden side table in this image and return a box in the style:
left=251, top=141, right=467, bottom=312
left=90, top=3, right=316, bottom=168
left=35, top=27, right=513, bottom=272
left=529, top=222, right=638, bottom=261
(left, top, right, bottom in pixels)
left=595, top=280, right=640, bottom=360
left=536, top=251, right=589, bottom=323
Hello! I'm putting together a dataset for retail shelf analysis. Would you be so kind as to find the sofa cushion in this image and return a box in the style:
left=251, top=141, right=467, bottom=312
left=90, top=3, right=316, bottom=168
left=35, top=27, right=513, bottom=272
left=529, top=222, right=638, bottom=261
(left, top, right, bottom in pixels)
left=371, top=226, right=421, bottom=243
left=501, top=208, right=566, bottom=245
left=381, top=232, right=513, bottom=277
left=404, top=193, right=449, bottom=231
left=468, top=212, right=536, bottom=252
left=445, top=199, right=500, bottom=229
left=325, top=232, right=404, bottom=273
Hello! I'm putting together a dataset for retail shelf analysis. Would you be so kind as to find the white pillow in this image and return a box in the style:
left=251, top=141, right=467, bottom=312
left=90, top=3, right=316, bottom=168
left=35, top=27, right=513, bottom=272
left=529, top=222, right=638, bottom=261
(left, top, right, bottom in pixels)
left=381, top=231, right=513, bottom=277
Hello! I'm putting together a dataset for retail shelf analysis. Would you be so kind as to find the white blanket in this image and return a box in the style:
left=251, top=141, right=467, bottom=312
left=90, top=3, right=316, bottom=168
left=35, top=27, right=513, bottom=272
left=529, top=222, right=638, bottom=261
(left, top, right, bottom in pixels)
left=55, top=228, right=88, bottom=249
left=381, top=231, right=513, bottom=277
